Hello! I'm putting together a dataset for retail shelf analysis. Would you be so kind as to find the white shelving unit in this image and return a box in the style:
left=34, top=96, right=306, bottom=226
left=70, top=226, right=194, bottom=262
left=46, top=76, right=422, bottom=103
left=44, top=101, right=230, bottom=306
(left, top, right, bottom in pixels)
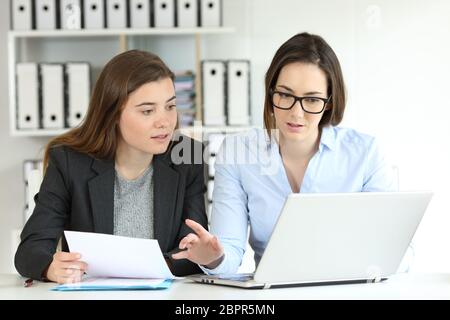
left=179, top=124, right=253, bottom=142
left=9, top=27, right=235, bottom=38
left=8, top=27, right=236, bottom=137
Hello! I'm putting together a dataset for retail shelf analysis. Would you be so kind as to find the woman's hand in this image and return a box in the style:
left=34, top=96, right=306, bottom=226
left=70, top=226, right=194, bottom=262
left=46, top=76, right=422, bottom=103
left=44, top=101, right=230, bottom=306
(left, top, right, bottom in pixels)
left=172, top=219, right=224, bottom=268
left=45, top=252, right=88, bottom=284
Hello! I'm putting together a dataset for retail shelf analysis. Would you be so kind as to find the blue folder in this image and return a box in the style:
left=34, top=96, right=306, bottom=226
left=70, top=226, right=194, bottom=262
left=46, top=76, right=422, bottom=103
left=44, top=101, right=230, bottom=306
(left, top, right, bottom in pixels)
left=51, top=278, right=173, bottom=291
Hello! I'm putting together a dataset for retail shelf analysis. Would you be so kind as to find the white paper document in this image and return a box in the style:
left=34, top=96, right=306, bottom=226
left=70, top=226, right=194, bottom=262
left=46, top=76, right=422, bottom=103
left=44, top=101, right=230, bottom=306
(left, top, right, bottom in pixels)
left=64, top=231, right=175, bottom=279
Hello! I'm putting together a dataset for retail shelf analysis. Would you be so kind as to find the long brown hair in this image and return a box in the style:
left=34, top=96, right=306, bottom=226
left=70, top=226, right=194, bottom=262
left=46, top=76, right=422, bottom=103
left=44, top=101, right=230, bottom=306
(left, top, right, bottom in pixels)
left=263, top=32, right=346, bottom=140
left=43, top=50, right=175, bottom=170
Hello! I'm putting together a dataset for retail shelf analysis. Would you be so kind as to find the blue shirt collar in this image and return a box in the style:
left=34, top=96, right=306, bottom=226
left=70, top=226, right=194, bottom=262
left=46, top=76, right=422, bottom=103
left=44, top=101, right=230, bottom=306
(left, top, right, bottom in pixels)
left=263, top=126, right=336, bottom=153
left=319, top=126, right=336, bottom=152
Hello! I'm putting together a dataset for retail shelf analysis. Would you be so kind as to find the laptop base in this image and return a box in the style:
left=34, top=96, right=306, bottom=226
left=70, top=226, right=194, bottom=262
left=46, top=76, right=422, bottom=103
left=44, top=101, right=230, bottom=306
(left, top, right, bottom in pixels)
left=188, top=274, right=388, bottom=289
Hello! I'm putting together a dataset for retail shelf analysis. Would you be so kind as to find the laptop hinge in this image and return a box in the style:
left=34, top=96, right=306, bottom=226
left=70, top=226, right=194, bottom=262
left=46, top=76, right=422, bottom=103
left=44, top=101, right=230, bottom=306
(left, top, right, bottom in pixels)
left=372, top=276, right=382, bottom=283
left=263, top=283, right=271, bottom=289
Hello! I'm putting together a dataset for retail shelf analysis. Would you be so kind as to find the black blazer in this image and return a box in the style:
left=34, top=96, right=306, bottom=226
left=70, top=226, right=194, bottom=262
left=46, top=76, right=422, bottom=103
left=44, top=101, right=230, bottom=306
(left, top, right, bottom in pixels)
left=15, top=136, right=208, bottom=279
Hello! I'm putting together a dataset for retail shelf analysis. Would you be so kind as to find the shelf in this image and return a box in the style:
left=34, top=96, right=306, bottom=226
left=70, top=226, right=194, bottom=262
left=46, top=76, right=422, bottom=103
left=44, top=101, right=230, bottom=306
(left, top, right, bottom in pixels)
left=180, top=126, right=253, bottom=134
left=10, top=128, right=68, bottom=137
left=9, top=27, right=236, bottom=39
left=10, top=126, right=253, bottom=137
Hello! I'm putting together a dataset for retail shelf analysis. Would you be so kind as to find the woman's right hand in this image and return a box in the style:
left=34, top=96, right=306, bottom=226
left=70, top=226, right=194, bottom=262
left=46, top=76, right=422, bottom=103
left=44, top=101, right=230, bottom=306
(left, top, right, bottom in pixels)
left=172, top=219, right=224, bottom=269
left=45, top=252, right=88, bottom=284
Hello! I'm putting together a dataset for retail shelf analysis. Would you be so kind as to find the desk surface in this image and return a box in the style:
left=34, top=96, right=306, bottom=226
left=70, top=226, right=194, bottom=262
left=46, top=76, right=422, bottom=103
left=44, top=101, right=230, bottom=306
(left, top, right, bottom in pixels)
left=1, top=273, right=450, bottom=300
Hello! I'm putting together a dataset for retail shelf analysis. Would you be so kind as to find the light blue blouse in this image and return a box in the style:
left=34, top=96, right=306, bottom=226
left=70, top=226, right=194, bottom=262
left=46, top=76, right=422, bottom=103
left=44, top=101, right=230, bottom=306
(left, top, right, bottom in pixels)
left=202, top=126, right=397, bottom=275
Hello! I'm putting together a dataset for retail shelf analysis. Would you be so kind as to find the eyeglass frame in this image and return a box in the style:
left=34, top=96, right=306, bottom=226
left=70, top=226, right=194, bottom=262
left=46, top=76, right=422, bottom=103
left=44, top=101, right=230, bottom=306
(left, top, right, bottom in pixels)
left=269, top=89, right=331, bottom=114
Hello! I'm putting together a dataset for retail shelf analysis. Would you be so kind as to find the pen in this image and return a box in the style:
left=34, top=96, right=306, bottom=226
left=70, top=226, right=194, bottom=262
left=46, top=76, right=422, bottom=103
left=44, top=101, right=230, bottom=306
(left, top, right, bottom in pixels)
left=23, top=278, right=33, bottom=288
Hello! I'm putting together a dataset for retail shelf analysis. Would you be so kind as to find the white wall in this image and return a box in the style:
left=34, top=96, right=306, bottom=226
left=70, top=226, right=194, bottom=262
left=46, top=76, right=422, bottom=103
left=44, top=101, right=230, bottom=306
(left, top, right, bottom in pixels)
left=1, top=0, right=449, bottom=274
left=350, top=0, right=450, bottom=272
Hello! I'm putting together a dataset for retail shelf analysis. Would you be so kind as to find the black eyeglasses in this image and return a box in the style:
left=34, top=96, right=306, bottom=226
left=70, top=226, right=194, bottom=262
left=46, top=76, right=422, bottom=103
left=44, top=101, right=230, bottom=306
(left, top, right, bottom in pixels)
left=270, top=89, right=331, bottom=114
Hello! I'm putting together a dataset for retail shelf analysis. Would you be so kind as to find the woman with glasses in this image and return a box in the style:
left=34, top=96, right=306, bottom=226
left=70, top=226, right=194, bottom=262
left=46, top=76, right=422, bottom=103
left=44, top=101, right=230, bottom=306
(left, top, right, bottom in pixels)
left=172, top=32, right=396, bottom=274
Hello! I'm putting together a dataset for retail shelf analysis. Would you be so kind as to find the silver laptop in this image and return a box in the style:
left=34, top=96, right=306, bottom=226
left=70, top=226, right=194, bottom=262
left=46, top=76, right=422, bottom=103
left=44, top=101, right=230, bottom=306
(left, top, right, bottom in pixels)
left=189, top=191, right=433, bottom=289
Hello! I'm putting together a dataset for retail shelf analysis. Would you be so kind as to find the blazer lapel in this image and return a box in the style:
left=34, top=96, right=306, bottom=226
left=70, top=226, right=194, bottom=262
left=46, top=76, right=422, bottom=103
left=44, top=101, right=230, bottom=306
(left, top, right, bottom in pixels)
left=153, top=153, right=179, bottom=251
left=88, top=158, right=115, bottom=234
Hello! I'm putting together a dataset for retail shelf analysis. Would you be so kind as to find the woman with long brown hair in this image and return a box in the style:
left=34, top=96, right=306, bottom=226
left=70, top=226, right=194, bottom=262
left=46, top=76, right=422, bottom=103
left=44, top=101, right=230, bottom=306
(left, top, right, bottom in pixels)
left=15, top=50, right=208, bottom=283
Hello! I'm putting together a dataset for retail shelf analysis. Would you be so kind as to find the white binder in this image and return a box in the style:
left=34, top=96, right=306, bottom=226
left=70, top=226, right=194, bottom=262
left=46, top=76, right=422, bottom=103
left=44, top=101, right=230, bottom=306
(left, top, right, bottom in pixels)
left=35, top=0, right=57, bottom=30
left=60, top=0, right=82, bottom=29
left=106, top=0, right=128, bottom=29
left=16, top=63, right=39, bottom=130
left=202, top=61, right=226, bottom=126
left=130, top=0, right=151, bottom=28
left=177, top=0, right=198, bottom=28
left=207, top=204, right=212, bottom=221
left=226, top=60, right=251, bottom=125
left=200, top=0, right=221, bottom=27
left=24, top=160, right=43, bottom=223
left=207, top=133, right=225, bottom=155
left=208, top=155, right=215, bottom=178
left=207, top=180, right=214, bottom=201
left=66, top=63, right=90, bottom=128
left=27, top=169, right=43, bottom=221
left=84, top=0, right=105, bottom=29
left=11, top=0, right=33, bottom=30
left=154, top=0, right=175, bottom=27
left=23, top=160, right=35, bottom=222
left=40, top=64, right=65, bottom=129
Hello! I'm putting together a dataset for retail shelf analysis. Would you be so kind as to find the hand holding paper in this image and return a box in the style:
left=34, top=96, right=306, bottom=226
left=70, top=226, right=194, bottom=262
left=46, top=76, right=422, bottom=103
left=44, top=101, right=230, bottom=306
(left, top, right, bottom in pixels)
left=64, top=231, right=175, bottom=279
left=53, top=231, right=176, bottom=291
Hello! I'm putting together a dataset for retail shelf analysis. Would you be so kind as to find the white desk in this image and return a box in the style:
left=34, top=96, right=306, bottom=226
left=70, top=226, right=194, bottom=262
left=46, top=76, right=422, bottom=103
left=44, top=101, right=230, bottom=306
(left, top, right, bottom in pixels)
left=1, top=273, right=450, bottom=300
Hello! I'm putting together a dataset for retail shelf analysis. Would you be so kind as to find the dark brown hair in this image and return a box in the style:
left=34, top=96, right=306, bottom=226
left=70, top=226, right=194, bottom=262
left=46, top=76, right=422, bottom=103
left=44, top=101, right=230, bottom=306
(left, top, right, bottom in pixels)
left=263, top=32, right=346, bottom=139
left=43, top=50, right=175, bottom=170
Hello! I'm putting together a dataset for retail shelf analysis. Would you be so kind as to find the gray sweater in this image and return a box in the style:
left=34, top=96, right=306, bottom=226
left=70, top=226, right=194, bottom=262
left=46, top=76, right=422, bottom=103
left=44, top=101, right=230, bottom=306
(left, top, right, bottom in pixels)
left=113, top=165, right=154, bottom=239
